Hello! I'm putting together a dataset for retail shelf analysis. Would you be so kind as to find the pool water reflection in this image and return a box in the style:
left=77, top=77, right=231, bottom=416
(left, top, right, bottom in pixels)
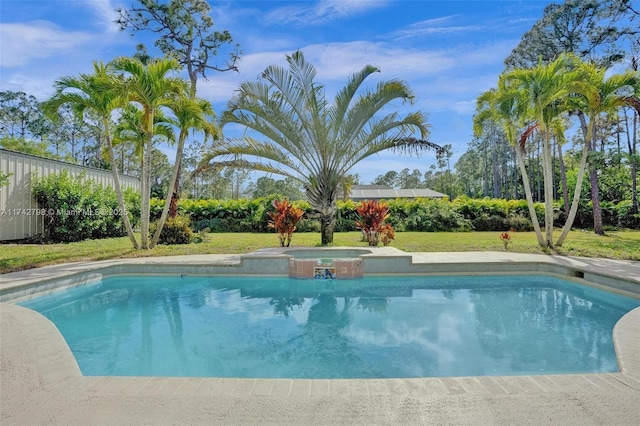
left=19, top=275, right=639, bottom=378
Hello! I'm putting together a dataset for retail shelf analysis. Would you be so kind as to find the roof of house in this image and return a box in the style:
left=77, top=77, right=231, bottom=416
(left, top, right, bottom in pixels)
left=349, top=185, right=447, bottom=200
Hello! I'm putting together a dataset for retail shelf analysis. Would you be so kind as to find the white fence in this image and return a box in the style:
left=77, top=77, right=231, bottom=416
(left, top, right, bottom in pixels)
left=0, top=149, right=140, bottom=241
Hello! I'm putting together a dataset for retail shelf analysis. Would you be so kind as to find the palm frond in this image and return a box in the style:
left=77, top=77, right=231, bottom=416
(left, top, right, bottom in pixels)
left=330, top=64, right=380, bottom=131
left=197, top=137, right=306, bottom=177
left=222, top=86, right=322, bottom=173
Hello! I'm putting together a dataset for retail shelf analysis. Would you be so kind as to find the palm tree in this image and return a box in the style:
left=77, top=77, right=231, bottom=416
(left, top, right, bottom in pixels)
left=108, top=57, right=188, bottom=249
left=561, top=62, right=640, bottom=240
left=499, top=54, right=595, bottom=248
left=44, top=62, right=140, bottom=249
left=152, top=97, right=217, bottom=247
left=474, top=87, right=545, bottom=247
left=199, top=51, right=437, bottom=245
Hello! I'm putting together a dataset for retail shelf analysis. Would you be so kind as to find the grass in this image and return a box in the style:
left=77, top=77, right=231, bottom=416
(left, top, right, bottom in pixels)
left=1, top=230, right=639, bottom=274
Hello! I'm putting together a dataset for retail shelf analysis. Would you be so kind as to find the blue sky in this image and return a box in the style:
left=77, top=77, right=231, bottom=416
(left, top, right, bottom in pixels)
left=1, top=0, right=555, bottom=183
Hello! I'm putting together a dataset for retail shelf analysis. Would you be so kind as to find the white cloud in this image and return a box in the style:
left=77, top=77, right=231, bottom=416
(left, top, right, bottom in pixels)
left=391, top=15, right=483, bottom=40
left=266, top=0, right=390, bottom=26
left=0, top=73, right=56, bottom=100
left=84, top=0, right=122, bottom=33
left=315, top=0, right=390, bottom=18
left=197, top=40, right=457, bottom=110
left=450, top=100, right=477, bottom=115
left=303, top=42, right=455, bottom=81
left=0, top=21, right=93, bottom=67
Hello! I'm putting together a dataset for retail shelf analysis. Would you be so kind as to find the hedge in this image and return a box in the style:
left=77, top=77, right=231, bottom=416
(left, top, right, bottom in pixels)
left=29, top=170, right=639, bottom=243
left=151, top=196, right=638, bottom=234
left=32, top=171, right=140, bottom=243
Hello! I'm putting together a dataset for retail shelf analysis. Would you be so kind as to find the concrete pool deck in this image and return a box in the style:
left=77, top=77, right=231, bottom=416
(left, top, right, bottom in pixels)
left=1, top=251, right=639, bottom=425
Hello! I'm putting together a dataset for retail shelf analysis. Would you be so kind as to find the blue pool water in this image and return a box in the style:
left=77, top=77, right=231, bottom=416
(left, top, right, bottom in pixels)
left=19, top=275, right=639, bottom=379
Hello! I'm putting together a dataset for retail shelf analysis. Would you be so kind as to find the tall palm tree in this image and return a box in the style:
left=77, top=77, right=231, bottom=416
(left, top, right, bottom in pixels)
left=108, top=57, right=188, bottom=249
left=474, top=87, right=545, bottom=247
left=43, top=62, right=140, bottom=249
left=152, top=97, right=218, bottom=247
left=561, top=63, right=640, bottom=240
left=199, top=51, right=437, bottom=245
left=499, top=54, right=595, bottom=248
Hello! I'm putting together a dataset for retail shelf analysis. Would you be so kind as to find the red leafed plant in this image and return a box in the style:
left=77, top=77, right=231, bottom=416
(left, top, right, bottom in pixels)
left=499, top=228, right=515, bottom=250
left=267, top=199, right=305, bottom=247
left=355, top=200, right=394, bottom=246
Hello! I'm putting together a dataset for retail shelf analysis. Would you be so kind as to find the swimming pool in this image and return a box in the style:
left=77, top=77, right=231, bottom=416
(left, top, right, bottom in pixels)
left=19, top=274, right=639, bottom=379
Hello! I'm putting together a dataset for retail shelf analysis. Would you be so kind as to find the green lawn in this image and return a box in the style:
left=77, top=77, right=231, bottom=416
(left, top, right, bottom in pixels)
left=1, top=230, right=639, bottom=274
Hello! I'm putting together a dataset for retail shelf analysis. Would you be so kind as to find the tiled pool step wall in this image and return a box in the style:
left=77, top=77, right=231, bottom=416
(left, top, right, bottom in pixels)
left=288, top=258, right=364, bottom=279
left=2, top=253, right=638, bottom=303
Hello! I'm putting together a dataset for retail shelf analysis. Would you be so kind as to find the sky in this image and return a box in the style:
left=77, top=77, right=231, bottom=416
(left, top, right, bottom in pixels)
left=1, top=0, right=558, bottom=184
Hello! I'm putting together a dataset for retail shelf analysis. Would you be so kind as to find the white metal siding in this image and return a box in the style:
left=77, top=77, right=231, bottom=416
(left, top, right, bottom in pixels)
left=0, top=149, right=140, bottom=241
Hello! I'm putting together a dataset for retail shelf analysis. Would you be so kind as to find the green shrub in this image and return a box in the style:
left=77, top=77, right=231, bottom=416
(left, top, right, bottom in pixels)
left=506, top=215, right=533, bottom=232
left=123, top=188, right=141, bottom=229
left=294, top=217, right=321, bottom=232
left=32, top=171, right=139, bottom=243
left=471, top=214, right=508, bottom=231
left=147, top=194, right=635, bottom=234
left=192, top=218, right=219, bottom=232
left=614, top=200, right=640, bottom=229
left=453, top=196, right=535, bottom=231
left=0, top=171, right=12, bottom=188
left=151, top=216, right=194, bottom=245
left=193, top=227, right=210, bottom=244
left=390, top=198, right=471, bottom=232
left=335, top=200, right=359, bottom=232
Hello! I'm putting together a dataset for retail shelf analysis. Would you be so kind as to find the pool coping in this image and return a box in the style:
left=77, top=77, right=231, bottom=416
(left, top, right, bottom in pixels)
left=1, top=251, right=640, bottom=425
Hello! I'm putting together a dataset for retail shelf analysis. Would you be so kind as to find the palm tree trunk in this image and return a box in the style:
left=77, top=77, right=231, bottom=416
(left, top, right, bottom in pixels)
left=308, top=179, right=338, bottom=246
left=515, top=144, right=545, bottom=247
left=140, top=115, right=154, bottom=249
left=580, top=112, right=604, bottom=236
left=589, top=164, right=604, bottom=235
left=104, top=118, right=139, bottom=249
left=632, top=110, right=638, bottom=215
left=168, top=167, right=180, bottom=218
left=542, top=131, right=554, bottom=248
left=152, top=130, right=187, bottom=248
left=624, top=108, right=638, bottom=215
left=556, top=140, right=590, bottom=247
left=557, top=142, right=569, bottom=215
left=320, top=212, right=335, bottom=245
left=167, top=73, right=198, bottom=220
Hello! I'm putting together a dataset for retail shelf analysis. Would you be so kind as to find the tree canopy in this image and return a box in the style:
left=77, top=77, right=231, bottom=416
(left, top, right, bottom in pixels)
left=505, top=0, right=640, bottom=69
